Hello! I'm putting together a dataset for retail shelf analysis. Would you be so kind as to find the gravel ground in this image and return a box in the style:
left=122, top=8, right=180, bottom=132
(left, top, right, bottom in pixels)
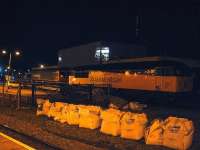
left=0, top=107, right=105, bottom=150
left=0, top=94, right=199, bottom=150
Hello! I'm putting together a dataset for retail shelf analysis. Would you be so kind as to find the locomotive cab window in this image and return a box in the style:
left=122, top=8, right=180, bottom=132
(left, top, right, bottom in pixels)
left=147, top=67, right=163, bottom=76
left=163, top=67, right=176, bottom=76
left=74, top=71, right=89, bottom=78
left=175, top=67, right=192, bottom=76
left=149, top=66, right=176, bottom=76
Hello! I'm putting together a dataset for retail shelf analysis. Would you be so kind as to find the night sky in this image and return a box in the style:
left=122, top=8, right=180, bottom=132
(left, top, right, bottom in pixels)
left=0, top=1, right=200, bottom=70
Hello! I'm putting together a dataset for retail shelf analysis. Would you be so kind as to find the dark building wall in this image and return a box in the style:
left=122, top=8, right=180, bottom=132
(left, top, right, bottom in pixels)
left=58, top=41, right=147, bottom=68
left=58, top=42, right=100, bottom=68
left=107, top=43, right=146, bottom=59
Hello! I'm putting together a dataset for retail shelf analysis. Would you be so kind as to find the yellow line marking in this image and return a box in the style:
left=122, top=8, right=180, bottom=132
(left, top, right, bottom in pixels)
left=0, top=132, right=36, bottom=150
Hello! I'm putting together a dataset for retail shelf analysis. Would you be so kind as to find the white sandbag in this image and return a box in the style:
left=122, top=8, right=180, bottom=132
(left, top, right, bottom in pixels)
left=47, top=102, right=65, bottom=120
left=163, top=116, right=194, bottom=150
left=145, top=119, right=164, bottom=146
left=79, top=105, right=102, bottom=116
left=100, top=120, right=121, bottom=136
left=100, top=108, right=123, bottom=136
left=79, top=113, right=101, bottom=129
left=59, top=104, right=69, bottom=123
left=79, top=105, right=102, bottom=129
left=100, top=108, right=123, bottom=122
left=66, top=104, right=79, bottom=125
left=121, top=112, right=148, bottom=140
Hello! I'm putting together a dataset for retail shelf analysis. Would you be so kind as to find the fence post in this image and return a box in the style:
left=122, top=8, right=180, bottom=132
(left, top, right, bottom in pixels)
left=105, top=84, right=111, bottom=107
left=32, top=83, right=36, bottom=107
left=89, top=84, right=93, bottom=101
left=17, top=83, right=22, bottom=110
left=2, top=80, right=5, bottom=96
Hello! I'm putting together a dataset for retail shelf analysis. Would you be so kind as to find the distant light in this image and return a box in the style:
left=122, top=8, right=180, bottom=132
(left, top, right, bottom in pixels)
left=134, top=72, right=137, bottom=76
left=125, top=71, right=130, bottom=76
left=18, top=72, right=21, bottom=75
left=27, top=69, right=30, bottom=72
left=40, top=64, right=44, bottom=69
left=2, top=50, right=7, bottom=54
left=15, top=51, right=20, bottom=56
left=58, top=56, right=62, bottom=62
left=5, top=69, right=7, bottom=72
left=13, top=69, right=16, bottom=72
left=7, top=66, right=10, bottom=69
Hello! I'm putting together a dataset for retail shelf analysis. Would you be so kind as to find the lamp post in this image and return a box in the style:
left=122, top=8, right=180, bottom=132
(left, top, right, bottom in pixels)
left=1, top=49, right=21, bottom=83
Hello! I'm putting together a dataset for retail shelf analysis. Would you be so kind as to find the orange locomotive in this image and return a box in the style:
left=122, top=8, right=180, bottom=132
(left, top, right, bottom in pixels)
left=68, top=57, right=193, bottom=99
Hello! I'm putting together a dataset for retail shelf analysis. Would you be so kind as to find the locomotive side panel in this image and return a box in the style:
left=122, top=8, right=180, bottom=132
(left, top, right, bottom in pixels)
left=69, top=71, right=192, bottom=93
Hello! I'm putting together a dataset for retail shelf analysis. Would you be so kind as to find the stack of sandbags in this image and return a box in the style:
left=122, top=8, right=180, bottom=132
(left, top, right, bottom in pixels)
left=79, top=105, right=102, bottom=129
left=145, top=117, right=194, bottom=150
left=162, top=117, right=194, bottom=150
left=100, top=108, right=124, bottom=136
left=47, top=102, right=65, bottom=120
left=36, top=99, right=52, bottom=116
left=66, top=104, right=79, bottom=125
left=121, top=112, right=148, bottom=140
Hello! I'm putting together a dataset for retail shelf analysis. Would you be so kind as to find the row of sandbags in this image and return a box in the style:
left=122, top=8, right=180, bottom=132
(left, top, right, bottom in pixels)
left=37, top=100, right=101, bottom=129
left=36, top=99, right=194, bottom=150
left=100, top=108, right=148, bottom=140
left=36, top=100, right=148, bottom=139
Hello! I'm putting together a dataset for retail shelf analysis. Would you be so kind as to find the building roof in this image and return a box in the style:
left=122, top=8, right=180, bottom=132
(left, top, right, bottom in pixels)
left=58, top=41, right=146, bottom=53
left=105, top=56, right=200, bottom=68
left=32, top=65, right=59, bottom=71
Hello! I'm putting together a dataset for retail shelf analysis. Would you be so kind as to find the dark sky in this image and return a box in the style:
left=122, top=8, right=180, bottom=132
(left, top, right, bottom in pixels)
left=0, top=1, right=200, bottom=70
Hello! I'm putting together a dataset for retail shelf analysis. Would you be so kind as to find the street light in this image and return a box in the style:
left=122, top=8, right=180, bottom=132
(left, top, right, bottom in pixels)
left=1, top=49, right=22, bottom=84
left=1, top=49, right=21, bottom=70
left=40, top=64, right=44, bottom=69
left=15, top=51, right=20, bottom=56
left=2, top=50, right=6, bottom=54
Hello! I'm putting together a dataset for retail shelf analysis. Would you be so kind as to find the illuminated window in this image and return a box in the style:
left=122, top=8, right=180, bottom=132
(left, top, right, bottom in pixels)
left=95, top=47, right=110, bottom=61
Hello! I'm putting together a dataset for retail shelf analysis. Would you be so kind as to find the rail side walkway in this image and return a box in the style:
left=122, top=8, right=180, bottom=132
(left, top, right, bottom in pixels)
left=0, top=132, right=35, bottom=150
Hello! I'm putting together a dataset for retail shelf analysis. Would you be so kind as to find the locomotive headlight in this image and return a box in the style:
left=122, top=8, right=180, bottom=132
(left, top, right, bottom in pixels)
left=125, top=71, right=130, bottom=76
left=72, top=78, right=76, bottom=82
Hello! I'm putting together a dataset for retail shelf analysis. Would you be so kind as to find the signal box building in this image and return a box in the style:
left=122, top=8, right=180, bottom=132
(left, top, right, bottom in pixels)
left=58, top=41, right=147, bottom=68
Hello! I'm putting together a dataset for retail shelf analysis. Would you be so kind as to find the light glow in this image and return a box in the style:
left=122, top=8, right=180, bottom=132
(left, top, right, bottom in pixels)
left=40, top=64, right=44, bottom=69
left=72, top=78, right=76, bottom=82
left=95, top=47, right=110, bottom=61
left=58, top=56, right=62, bottom=62
left=2, top=50, right=6, bottom=54
left=125, top=71, right=130, bottom=76
left=15, top=51, right=20, bottom=56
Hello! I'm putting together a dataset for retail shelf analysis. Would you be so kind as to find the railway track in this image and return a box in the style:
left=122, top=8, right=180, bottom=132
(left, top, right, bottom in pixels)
left=0, top=124, right=60, bottom=150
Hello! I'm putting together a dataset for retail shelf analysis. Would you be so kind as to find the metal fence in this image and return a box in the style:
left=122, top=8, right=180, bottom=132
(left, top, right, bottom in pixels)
left=0, top=81, right=112, bottom=109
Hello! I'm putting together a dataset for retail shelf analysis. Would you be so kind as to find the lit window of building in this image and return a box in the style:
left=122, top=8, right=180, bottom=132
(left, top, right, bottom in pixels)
left=95, top=47, right=110, bottom=61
